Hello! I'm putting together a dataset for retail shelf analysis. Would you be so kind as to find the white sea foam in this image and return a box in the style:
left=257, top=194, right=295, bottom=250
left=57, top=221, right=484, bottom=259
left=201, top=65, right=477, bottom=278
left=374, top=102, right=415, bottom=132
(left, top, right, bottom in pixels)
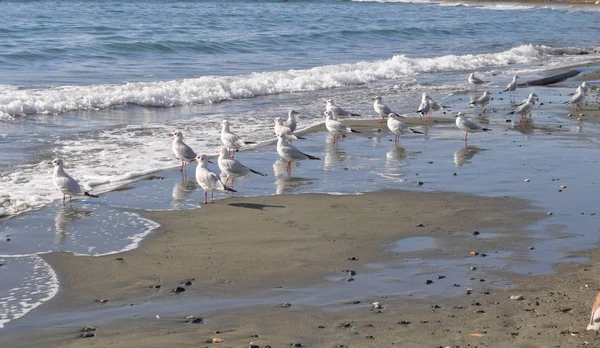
left=0, top=255, right=59, bottom=329
left=0, top=45, right=597, bottom=119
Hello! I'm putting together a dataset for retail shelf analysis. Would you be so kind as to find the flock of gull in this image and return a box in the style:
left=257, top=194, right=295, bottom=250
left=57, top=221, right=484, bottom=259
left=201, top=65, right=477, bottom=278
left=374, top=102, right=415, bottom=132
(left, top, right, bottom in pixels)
left=51, top=73, right=593, bottom=204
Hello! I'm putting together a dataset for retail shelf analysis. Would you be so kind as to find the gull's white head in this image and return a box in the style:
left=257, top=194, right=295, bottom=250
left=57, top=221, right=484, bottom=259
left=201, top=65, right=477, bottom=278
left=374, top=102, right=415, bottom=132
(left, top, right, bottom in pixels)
left=192, top=154, right=211, bottom=164
left=169, top=130, right=183, bottom=140
left=374, top=96, right=382, bottom=102
left=455, top=112, right=465, bottom=118
left=51, top=158, right=63, bottom=167
left=289, top=109, right=299, bottom=116
left=219, top=147, right=229, bottom=157
left=469, top=73, right=475, bottom=78
left=274, top=117, right=283, bottom=125
left=325, top=99, right=334, bottom=105
left=388, top=113, right=404, bottom=120
left=221, top=120, right=230, bottom=130
left=324, top=110, right=334, bottom=119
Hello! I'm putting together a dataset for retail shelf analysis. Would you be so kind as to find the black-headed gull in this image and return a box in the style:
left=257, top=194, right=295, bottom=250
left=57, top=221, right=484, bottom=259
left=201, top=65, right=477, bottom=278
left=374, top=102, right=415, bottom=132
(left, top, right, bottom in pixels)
left=470, top=91, right=492, bottom=113
left=565, top=85, right=585, bottom=110
left=324, top=110, right=361, bottom=144
left=455, top=112, right=490, bottom=144
left=221, top=120, right=255, bottom=158
left=282, top=109, right=299, bottom=132
left=503, top=75, right=519, bottom=102
left=325, top=99, right=360, bottom=118
left=276, top=133, right=319, bottom=174
left=508, top=93, right=538, bottom=123
left=588, top=292, right=600, bottom=331
left=274, top=117, right=305, bottom=141
left=191, top=154, right=235, bottom=204
left=51, top=158, right=98, bottom=204
left=169, top=130, right=197, bottom=172
left=373, top=96, right=394, bottom=123
left=468, top=73, right=490, bottom=93
left=386, top=113, right=423, bottom=143
left=217, top=147, right=267, bottom=188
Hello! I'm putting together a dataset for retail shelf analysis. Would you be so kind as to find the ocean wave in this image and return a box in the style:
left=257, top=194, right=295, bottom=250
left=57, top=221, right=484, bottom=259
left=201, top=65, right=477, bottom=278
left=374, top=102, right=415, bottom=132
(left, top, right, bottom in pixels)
left=0, top=44, right=596, bottom=119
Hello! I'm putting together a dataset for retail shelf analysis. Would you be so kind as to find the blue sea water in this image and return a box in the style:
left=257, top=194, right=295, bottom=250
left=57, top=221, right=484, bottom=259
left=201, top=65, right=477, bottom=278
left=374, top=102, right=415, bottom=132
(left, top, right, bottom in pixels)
left=0, top=0, right=599, bottom=331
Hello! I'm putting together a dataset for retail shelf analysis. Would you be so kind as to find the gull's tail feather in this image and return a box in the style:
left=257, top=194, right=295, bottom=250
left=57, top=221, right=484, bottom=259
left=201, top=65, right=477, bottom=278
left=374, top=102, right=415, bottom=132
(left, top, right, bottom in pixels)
left=351, top=113, right=361, bottom=117
left=304, top=153, right=320, bottom=160
left=482, top=128, right=491, bottom=132
left=410, top=128, right=423, bottom=134
left=245, top=141, right=256, bottom=145
left=250, top=168, right=268, bottom=176
left=84, top=192, right=99, bottom=198
left=296, top=135, right=307, bottom=140
left=224, top=186, right=237, bottom=193
left=350, top=129, right=361, bottom=134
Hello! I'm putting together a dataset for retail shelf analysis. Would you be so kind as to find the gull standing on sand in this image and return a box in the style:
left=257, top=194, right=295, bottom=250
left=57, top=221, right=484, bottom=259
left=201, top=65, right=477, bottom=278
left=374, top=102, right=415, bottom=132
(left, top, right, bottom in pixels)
left=325, top=99, right=361, bottom=118
left=374, top=96, right=394, bottom=123
left=276, top=133, right=320, bottom=173
left=282, top=109, right=299, bottom=132
left=51, top=158, right=99, bottom=204
left=470, top=91, right=492, bottom=113
left=221, top=120, right=255, bottom=158
left=565, top=85, right=585, bottom=110
left=588, top=292, right=600, bottom=331
left=508, top=93, right=538, bottom=123
left=217, top=147, right=267, bottom=188
left=426, top=93, right=445, bottom=113
left=387, top=113, right=423, bottom=144
left=468, top=73, right=490, bottom=93
left=169, top=130, right=197, bottom=172
left=324, top=110, right=361, bottom=144
left=455, top=112, right=491, bottom=144
left=274, top=117, right=305, bottom=141
left=503, top=75, right=519, bottom=102
left=191, top=154, right=236, bottom=204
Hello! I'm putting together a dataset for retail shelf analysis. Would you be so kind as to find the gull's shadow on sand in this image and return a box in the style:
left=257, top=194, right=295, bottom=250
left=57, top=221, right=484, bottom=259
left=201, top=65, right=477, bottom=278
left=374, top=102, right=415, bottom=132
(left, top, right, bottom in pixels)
left=228, top=203, right=285, bottom=210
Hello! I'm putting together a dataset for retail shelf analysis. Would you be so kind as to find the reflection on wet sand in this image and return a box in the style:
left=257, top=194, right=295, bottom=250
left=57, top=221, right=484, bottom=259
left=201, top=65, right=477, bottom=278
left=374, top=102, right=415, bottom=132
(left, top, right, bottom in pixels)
left=453, top=146, right=487, bottom=167
left=273, top=159, right=314, bottom=194
left=510, top=121, right=535, bottom=135
left=54, top=207, right=93, bottom=245
left=171, top=177, right=199, bottom=209
left=324, top=141, right=347, bottom=170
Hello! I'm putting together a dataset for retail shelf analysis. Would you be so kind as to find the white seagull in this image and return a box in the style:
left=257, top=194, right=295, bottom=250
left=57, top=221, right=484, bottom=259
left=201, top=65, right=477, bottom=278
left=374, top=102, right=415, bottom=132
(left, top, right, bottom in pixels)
left=282, top=109, right=299, bottom=132
left=276, top=133, right=320, bottom=173
left=455, top=112, right=491, bottom=144
left=274, top=117, right=305, bottom=141
left=191, top=154, right=236, bottom=204
left=324, top=110, right=361, bottom=144
left=470, top=91, right=492, bottom=113
left=566, top=85, right=585, bottom=110
left=387, top=113, right=423, bottom=143
left=417, top=93, right=431, bottom=119
left=169, top=130, right=197, bottom=172
left=508, top=93, right=538, bottom=123
left=468, top=73, right=490, bottom=93
left=588, top=292, right=600, bottom=331
left=221, top=120, right=255, bottom=158
left=325, top=99, right=360, bottom=118
left=374, top=96, right=394, bottom=123
left=426, top=94, right=445, bottom=113
left=51, top=158, right=98, bottom=204
left=217, top=147, right=267, bottom=188
left=503, top=75, right=519, bottom=102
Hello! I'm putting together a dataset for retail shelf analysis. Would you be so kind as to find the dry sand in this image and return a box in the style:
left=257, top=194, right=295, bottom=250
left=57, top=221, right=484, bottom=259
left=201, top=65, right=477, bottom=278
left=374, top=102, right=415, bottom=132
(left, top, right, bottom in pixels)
left=5, top=190, right=600, bottom=348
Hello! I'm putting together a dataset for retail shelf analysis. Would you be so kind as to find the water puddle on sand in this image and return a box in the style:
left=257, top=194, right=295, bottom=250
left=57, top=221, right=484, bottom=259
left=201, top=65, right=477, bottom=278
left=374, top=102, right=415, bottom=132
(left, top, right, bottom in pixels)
left=394, top=237, right=437, bottom=253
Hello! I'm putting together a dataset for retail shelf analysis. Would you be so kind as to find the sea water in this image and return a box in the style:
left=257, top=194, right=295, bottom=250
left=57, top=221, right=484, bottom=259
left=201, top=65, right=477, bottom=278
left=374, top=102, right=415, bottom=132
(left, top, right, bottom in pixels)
left=0, top=0, right=599, bottom=330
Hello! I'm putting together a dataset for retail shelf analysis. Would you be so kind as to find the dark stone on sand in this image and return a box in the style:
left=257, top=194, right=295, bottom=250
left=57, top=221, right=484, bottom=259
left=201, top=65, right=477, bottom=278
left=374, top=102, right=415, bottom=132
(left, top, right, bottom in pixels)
left=348, top=256, right=358, bottom=261
left=184, top=281, right=193, bottom=286
left=6, top=238, right=10, bottom=242
left=453, top=172, right=457, bottom=176
left=189, top=317, right=204, bottom=324
left=280, top=302, right=292, bottom=308
left=425, top=280, right=433, bottom=285
left=481, top=253, right=487, bottom=257
left=318, top=325, right=326, bottom=329
left=436, top=275, right=445, bottom=279
left=115, top=257, right=124, bottom=261
left=417, top=181, right=424, bottom=186
left=398, top=320, right=411, bottom=325
left=81, top=332, right=96, bottom=338
left=347, top=278, right=354, bottom=282
left=432, top=304, right=441, bottom=309
left=249, top=345, right=260, bottom=348
left=291, top=343, right=303, bottom=347
left=94, top=299, right=109, bottom=303
left=473, top=231, right=480, bottom=235
left=82, top=326, right=97, bottom=332
left=150, top=285, right=161, bottom=289
left=172, top=286, right=186, bottom=293
left=416, top=223, right=425, bottom=227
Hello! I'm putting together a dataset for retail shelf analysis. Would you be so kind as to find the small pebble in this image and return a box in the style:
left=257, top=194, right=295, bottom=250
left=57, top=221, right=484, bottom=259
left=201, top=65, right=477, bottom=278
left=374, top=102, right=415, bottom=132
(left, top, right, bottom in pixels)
left=81, top=332, right=96, bottom=338
left=436, top=275, right=445, bottom=279
left=417, top=181, right=424, bottom=186
left=472, top=231, right=480, bottom=235
left=470, top=266, right=477, bottom=271
left=372, top=302, right=383, bottom=309
left=280, top=302, right=292, bottom=308
left=547, top=212, right=553, bottom=216
left=510, top=295, right=525, bottom=300
left=560, top=185, right=567, bottom=189
left=524, top=179, right=530, bottom=182
left=172, top=287, right=185, bottom=293
left=425, top=280, right=433, bottom=285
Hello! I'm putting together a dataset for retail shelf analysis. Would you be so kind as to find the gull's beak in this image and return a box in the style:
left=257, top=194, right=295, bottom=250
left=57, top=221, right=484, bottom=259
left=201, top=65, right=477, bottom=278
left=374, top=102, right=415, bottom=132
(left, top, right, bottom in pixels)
left=190, top=158, right=197, bottom=162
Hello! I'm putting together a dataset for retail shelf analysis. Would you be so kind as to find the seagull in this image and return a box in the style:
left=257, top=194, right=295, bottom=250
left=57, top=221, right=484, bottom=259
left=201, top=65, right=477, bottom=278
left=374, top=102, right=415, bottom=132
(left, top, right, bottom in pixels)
left=426, top=94, right=445, bottom=113
left=417, top=93, right=431, bottom=118
left=217, top=147, right=267, bottom=188
left=221, top=120, right=255, bottom=158
left=470, top=91, right=492, bottom=113
left=508, top=93, right=538, bottom=123
left=325, top=99, right=361, bottom=118
left=374, top=96, right=394, bottom=123
left=276, top=133, right=320, bottom=173
left=503, top=75, right=519, bottom=102
left=455, top=112, right=491, bottom=144
left=51, top=158, right=98, bottom=204
left=581, top=82, right=590, bottom=95
left=386, top=113, right=423, bottom=144
left=169, top=130, right=197, bottom=172
left=565, top=85, right=585, bottom=110
left=468, top=73, right=490, bottom=93
left=324, top=110, right=361, bottom=144
left=274, top=117, right=305, bottom=141
left=191, top=154, right=236, bottom=204
left=588, top=292, right=600, bottom=332
left=282, top=109, right=299, bottom=132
